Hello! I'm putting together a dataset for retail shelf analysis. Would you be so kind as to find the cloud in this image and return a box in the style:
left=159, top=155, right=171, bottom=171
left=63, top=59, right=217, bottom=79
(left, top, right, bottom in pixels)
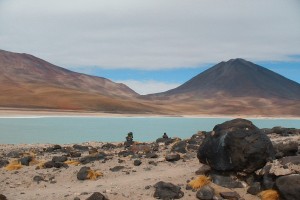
left=0, top=0, right=300, bottom=69
left=116, top=80, right=180, bottom=95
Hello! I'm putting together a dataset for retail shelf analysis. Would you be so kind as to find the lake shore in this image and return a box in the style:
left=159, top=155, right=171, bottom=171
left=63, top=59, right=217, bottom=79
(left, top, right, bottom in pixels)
left=0, top=108, right=300, bottom=119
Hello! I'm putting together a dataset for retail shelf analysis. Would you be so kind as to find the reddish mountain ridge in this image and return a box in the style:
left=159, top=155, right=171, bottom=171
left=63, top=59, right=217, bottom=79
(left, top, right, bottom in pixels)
left=0, top=50, right=162, bottom=113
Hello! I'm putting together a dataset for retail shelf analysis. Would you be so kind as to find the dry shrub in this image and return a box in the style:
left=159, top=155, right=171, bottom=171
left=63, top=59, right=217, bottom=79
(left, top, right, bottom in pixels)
left=87, top=170, right=103, bottom=180
left=188, top=175, right=210, bottom=189
left=5, top=160, right=22, bottom=171
left=259, top=189, right=279, bottom=200
left=64, top=160, right=80, bottom=166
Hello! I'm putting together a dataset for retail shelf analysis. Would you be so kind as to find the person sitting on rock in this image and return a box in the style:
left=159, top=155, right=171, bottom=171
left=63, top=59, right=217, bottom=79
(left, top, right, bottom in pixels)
left=162, top=132, right=169, bottom=139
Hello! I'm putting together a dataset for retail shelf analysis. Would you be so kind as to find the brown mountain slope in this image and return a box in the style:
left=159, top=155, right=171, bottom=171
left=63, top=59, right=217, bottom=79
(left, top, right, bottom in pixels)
left=147, top=58, right=300, bottom=100
left=143, top=58, right=300, bottom=116
left=0, top=50, right=168, bottom=113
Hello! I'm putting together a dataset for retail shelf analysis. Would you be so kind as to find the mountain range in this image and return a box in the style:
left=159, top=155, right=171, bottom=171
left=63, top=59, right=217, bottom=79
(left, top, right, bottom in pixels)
left=1, top=49, right=299, bottom=116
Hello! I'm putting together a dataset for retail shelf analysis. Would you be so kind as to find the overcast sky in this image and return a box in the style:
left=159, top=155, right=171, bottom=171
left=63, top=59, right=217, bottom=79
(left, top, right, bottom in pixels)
left=1, top=0, right=300, bottom=94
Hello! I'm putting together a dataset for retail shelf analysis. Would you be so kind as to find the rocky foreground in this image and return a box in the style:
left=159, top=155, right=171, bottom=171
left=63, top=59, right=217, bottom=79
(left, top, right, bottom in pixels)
left=0, top=119, right=299, bottom=200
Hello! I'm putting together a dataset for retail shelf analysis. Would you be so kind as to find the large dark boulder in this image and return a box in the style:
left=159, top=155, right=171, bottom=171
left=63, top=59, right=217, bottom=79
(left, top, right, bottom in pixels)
left=171, top=141, right=187, bottom=154
left=0, top=159, right=9, bottom=168
left=77, top=166, right=91, bottom=180
left=275, top=174, right=300, bottom=200
left=197, top=119, right=274, bottom=173
left=196, top=185, right=214, bottom=199
left=153, top=181, right=184, bottom=199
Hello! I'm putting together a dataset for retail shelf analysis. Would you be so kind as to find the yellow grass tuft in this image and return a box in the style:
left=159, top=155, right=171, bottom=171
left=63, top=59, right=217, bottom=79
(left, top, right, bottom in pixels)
left=87, top=170, right=103, bottom=180
left=259, top=189, right=279, bottom=200
left=5, top=160, right=22, bottom=171
left=188, top=175, right=210, bottom=189
left=64, top=160, right=80, bottom=166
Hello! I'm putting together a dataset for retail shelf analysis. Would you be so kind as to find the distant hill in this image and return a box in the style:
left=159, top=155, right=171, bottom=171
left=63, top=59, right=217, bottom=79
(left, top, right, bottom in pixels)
left=144, top=58, right=300, bottom=116
left=147, top=58, right=300, bottom=100
left=0, top=49, right=162, bottom=113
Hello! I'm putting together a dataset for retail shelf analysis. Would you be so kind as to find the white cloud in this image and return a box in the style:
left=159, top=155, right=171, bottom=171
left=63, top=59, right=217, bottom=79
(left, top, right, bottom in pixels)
left=116, top=80, right=180, bottom=95
left=0, top=0, right=300, bottom=69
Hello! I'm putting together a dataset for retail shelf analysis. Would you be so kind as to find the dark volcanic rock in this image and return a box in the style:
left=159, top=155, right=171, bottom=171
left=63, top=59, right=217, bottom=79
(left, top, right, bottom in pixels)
left=196, top=185, right=214, bottom=199
left=133, top=159, right=142, bottom=166
left=52, top=156, right=68, bottom=163
left=109, top=166, right=125, bottom=172
left=197, top=118, right=274, bottom=173
left=80, top=153, right=106, bottom=164
left=69, top=151, right=82, bottom=158
left=275, top=174, right=300, bottom=200
left=195, top=164, right=211, bottom=175
left=165, top=153, right=180, bottom=162
left=210, top=172, right=245, bottom=188
left=73, top=144, right=89, bottom=151
left=171, top=141, right=187, bottom=154
left=247, top=182, right=261, bottom=195
left=153, top=181, right=184, bottom=199
left=44, top=161, right=55, bottom=168
left=45, top=144, right=62, bottom=152
left=6, top=151, right=21, bottom=158
left=280, top=155, right=300, bottom=165
left=20, top=156, right=33, bottom=166
left=101, top=143, right=117, bottom=150
left=219, top=191, right=240, bottom=200
left=33, top=175, right=44, bottom=184
left=77, top=166, right=90, bottom=180
left=262, top=174, right=276, bottom=190
left=156, top=138, right=175, bottom=145
left=118, top=150, right=134, bottom=157
left=0, top=159, right=9, bottom=168
left=86, top=192, right=108, bottom=200
left=271, top=126, right=299, bottom=136
left=145, top=152, right=158, bottom=158
left=273, top=141, right=298, bottom=159
left=0, top=194, right=7, bottom=200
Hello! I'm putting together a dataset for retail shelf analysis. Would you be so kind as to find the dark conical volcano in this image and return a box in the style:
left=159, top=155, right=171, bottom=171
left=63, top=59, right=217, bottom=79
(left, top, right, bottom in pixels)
left=149, top=58, right=300, bottom=100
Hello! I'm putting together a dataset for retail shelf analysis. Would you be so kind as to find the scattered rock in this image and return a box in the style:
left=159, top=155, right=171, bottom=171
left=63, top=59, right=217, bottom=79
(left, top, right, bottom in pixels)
left=133, top=160, right=142, bottom=166
left=101, top=143, right=117, bottom=150
left=33, top=175, right=44, bottom=184
left=77, top=166, right=91, bottom=180
left=197, top=118, right=274, bottom=173
left=273, top=140, right=298, bottom=158
left=44, top=161, right=55, bottom=168
left=0, top=159, right=9, bottom=168
left=247, top=182, right=261, bottom=195
left=275, top=174, right=300, bottom=200
left=195, top=164, right=211, bottom=175
left=153, top=181, right=184, bottom=199
left=86, top=192, right=108, bottom=200
left=73, top=144, right=89, bottom=151
left=118, top=150, right=134, bottom=157
left=165, top=153, right=180, bottom=162
left=219, top=191, right=240, bottom=200
left=45, top=145, right=62, bottom=152
left=80, top=153, right=106, bottom=164
left=280, top=155, right=300, bottom=165
left=171, top=141, right=187, bottom=154
left=0, top=194, right=7, bottom=200
left=52, top=156, right=68, bottom=163
left=20, top=156, right=33, bottom=166
left=156, top=138, right=175, bottom=145
left=6, top=151, right=21, bottom=158
left=109, top=166, right=125, bottom=172
left=69, top=151, right=82, bottom=158
left=196, top=185, right=214, bottom=200
left=210, top=172, right=245, bottom=188
left=145, top=152, right=158, bottom=158
left=262, top=174, right=276, bottom=190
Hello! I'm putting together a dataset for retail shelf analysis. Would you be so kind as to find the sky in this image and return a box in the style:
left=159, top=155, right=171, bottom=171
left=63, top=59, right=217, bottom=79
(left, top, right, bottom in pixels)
left=0, top=0, right=300, bottom=94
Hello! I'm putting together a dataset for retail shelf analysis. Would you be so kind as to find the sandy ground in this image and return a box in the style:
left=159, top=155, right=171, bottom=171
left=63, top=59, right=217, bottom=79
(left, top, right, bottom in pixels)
left=0, top=142, right=260, bottom=200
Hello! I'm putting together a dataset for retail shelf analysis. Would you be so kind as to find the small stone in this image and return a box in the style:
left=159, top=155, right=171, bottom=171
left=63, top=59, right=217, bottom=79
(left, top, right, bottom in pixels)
left=219, top=191, right=240, bottom=200
left=86, top=192, right=108, bottom=200
left=195, top=164, right=211, bottom=175
left=133, top=160, right=142, bottom=166
left=247, top=182, right=261, bottom=195
left=196, top=185, right=215, bottom=199
left=33, top=175, right=44, bottom=184
left=0, top=194, right=7, bottom=200
left=52, top=156, right=67, bottom=163
left=109, top=166, right=125, bottom=172
left=77, top=166, right=90, bottom=180
left=165, top=153, right=180, bottom=162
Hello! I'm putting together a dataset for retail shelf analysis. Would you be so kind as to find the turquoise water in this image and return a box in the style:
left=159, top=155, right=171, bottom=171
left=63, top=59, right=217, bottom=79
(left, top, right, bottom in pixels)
left=0, top=117, right=299, bottom=144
